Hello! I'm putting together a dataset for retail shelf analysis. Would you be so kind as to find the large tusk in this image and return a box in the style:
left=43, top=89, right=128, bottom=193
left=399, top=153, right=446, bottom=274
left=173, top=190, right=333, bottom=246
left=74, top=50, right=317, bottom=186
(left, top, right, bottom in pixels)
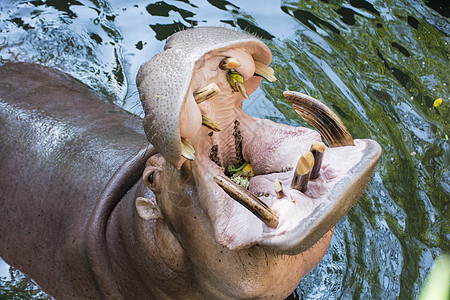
left=194, top=83, right=220, bottom=104
left=291, top=151, right=314, bottom=192
left=254, top=60, right=277, bottom=82
left=214, top=175, right=279, bottom=228
left=283, top=91, right=354, bottom=147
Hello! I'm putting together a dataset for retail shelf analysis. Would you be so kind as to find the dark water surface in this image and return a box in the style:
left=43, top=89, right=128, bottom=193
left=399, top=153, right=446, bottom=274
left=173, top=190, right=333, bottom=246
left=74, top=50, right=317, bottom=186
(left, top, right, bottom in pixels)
left=0, top=0, right=448, bottom=299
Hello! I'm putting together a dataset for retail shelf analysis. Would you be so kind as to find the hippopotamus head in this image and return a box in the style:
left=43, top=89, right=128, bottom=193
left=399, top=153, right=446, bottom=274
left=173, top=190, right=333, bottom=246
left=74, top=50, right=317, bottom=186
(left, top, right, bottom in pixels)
left=136, top=27, right=381, bottom=297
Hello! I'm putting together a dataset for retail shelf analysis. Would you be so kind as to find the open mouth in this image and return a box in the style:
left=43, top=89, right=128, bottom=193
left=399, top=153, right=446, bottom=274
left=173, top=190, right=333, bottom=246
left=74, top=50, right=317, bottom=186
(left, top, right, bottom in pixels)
left=181, top=53, right=380, bottom=253
left=137, top=27, right=381, bottom=254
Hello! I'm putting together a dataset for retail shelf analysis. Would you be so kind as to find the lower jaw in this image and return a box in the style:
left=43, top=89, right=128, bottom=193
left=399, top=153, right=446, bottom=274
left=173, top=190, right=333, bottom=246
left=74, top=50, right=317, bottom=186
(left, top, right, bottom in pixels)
left=190, top=117, right=324, bottom=249
left=186, top=91, right=374, bottom=251
left=191, top=145, right=360, bottom=252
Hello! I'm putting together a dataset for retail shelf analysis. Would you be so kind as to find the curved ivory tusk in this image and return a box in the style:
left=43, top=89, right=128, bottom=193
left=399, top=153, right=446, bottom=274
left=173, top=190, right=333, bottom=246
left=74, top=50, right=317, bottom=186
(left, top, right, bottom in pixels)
left=283, top=91, right=354, bottom=147
left=291, top=151, right=314, bottom=192
left=214, top=175, right=279, bottom=228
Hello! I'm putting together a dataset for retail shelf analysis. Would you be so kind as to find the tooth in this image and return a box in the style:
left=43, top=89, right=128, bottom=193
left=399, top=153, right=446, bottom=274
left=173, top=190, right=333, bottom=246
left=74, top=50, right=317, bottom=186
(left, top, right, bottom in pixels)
left=274, top=179, right=284, bottom=199
left=194, top=83, right=220, bottom=104
left=227, top=70, right=250, bottom=99
left=202, top=116, right=221, bottom=132
left=310, top=141, right=326, bottom=179
left=291, top=151, right=314, bottom=192
left=254, top=60, right=277, bottom=82
left=235, top=82, right=250, bottom=99
left=283, top=91, right=354, bottom=147
left=181, top=138, right=195, bottom=161
left=214, top=175, right=279, bottom=228
left=220, top=57, right=241, bottom=70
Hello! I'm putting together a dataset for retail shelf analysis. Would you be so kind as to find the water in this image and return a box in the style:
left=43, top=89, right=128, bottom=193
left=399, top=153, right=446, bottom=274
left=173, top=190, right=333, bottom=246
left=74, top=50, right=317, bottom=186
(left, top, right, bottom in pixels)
left=0, top=0, right=448, bottom=299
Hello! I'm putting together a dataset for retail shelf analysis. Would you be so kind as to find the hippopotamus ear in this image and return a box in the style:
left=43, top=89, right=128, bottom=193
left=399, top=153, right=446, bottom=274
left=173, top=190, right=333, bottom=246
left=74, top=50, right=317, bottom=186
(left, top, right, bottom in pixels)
left=135, top=197, right=162, bottom=220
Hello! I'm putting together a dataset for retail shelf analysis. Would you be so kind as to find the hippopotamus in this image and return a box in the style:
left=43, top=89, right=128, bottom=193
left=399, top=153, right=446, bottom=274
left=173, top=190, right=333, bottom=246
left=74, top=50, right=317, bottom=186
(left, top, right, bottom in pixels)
left=0, top=27, right=381, bottom=299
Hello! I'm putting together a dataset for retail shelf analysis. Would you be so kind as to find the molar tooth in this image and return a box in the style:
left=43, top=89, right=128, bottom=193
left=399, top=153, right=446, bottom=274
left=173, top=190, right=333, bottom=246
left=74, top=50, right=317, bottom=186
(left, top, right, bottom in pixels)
left=214, top=175, right=279, bottom=228
left=254, top=60, right=277, bottom=82
left=274, top=179, right=285, bottom=199
left=181, top=138, right=196, bottom=161
left=310, top=141, right=326, bottom=179
left=220, top=57, right=241, bottom=70
left=291, top=151, right=314, bottom=192
left=194, top=83, right=220, bottom=104
left=202, top=116, right=221, bottom=132
left=283, top=91, right=354, bottom=147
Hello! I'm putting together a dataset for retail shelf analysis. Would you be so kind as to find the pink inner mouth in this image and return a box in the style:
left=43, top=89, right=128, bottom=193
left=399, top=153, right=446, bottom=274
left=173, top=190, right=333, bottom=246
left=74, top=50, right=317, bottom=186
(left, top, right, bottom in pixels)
left=191, top=108, right=367, bottom=250
left=181, top=47, right=376, bottom=251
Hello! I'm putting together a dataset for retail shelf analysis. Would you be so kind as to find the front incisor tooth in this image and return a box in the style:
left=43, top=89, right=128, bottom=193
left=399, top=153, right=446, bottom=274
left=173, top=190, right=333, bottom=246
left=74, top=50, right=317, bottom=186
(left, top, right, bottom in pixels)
left=274, top=179, right=284, bottom=199
left=202, top=116, right=221, bottom=132
left=235, top=82, right=250, bottom=100
left=214, top=175, right=279, bottom=228
left=220, top=57, right=241, bottom=70
left=181, top=138, right=196, bottom=161
left=227, top=70, right=249, bottom=100
left=254, top=60, right=277, bottom=82
left=291, top=151, right=314, bottom=192
left=194, top=83, right=220, bottom=104
left=310, top=141, right=326, bottom=179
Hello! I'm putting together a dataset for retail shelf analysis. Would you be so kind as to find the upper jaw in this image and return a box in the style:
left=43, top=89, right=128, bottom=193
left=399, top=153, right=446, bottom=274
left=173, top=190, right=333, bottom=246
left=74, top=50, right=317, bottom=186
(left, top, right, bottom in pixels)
left=137, top=27, right=272, bottom=169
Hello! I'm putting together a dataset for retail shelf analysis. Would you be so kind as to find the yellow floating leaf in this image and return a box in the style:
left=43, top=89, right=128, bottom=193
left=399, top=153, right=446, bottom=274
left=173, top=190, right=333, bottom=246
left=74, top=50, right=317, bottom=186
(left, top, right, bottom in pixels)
left=433, top=98, right=442, bottom=107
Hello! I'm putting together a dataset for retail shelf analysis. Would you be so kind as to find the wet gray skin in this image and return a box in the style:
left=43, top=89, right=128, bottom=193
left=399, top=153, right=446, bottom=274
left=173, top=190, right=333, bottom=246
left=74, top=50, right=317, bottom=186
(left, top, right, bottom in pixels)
left=135, top=27, right=382, bottom=297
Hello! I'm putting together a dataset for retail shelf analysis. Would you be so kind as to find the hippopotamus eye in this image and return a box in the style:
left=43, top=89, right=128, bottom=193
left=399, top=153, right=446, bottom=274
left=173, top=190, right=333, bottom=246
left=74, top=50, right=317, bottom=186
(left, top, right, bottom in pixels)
left=143, top=169, right=161, bottom=193
left=148, top=172, right=154, bottom=184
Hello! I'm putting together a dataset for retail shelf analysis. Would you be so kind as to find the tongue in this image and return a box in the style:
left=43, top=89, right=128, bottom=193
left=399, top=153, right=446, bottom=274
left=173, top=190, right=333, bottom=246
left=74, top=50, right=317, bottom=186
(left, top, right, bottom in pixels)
left=248, top=171, right=292, bottom=199
left=239, top=117, right=322, bottom=175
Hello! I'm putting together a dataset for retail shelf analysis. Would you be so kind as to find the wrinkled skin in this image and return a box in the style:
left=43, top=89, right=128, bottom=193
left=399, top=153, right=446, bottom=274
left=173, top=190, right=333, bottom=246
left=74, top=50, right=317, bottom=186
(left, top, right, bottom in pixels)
left=0, top=27, right=381, bottom=300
